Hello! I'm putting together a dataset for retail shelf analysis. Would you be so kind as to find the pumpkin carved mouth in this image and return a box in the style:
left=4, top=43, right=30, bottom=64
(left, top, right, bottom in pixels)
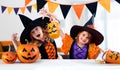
left=5, top=58, right=16, bottom=63
left=22, top=55, right=36, bottom=60
left=49, top=30, right=57, bottom=34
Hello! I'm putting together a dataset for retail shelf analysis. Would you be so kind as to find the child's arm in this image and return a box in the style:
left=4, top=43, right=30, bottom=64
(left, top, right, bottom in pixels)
left=60, top=30, right=73, bottom=55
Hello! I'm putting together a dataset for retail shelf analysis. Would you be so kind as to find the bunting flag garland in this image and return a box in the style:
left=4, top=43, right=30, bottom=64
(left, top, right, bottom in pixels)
left=25, top=0, right=32, bottom=6
left=36, top=0, right=117, bottom=19
left=27, top=6, right=32, bottom=13
left=7, top=7, right=12, bottom=14
left=37, top=0, right=47, bottom=12
left=86, top=2, right=98, bottom=17
left=1, top=4, right=37, bottom=14
left=14, top=8, right=19, bottom=14
left=32, top=4, right=37, bottom=10
left=84, top=15, right=94, bottom=29
left=60, top=5, right=71, bottom=19
left=1, top=6, right=6, bottom=13
left=99, top=0, right=110, bottom=12
left=20, top=7, right=25, bottom=14
left=115, top=0, right=120, bottom=4
left=47, top=2, right=59, bottom=13
left=0, top=0, right=120, bottom=17
left=72, top=4, right=84, bottom=19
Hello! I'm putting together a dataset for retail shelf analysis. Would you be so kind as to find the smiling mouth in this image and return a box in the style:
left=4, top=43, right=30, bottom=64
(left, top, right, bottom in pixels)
left=37, top=34, right=40, bottom=37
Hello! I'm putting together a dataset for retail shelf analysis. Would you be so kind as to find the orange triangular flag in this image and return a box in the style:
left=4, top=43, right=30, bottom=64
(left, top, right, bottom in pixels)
left=20, top=7, right=25, bottom=14
left=73, top=4, right=84, bottom=19
left=47, top=2, right=58, bottom=13
left=25, top=0, right=32, bottom=6
left=99, top=0, right=110, bottom=12
left=7, top=7, right=13, bottom=14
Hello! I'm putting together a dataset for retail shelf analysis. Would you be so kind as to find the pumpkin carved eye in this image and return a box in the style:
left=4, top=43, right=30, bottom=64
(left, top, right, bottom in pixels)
left=22, top=48, right=27, bottom=52
left=31, top=48, right=35, bottom=52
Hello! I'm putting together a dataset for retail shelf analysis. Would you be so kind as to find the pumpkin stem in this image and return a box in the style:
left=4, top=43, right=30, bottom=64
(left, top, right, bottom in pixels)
left=25, top=39, right=29, bottom=44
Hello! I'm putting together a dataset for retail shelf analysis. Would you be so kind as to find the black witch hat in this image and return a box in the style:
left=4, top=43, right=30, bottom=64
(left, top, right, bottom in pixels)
left=19, top=14, right=50, bottom=44
left=70, top=16, right=104, bottom=45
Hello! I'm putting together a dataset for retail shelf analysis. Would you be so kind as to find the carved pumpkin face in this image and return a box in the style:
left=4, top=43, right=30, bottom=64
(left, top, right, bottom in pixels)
left=105, top=50, right=120, bottom=64
left=2, top=52, right=17, bottom=64
left=47, top=21, right=60, bottom=39
left=17, top=44, right=40, bottom=63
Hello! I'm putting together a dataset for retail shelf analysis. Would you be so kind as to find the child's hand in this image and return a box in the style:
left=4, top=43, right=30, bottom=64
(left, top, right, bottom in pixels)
left=40, top=8, right=48, bottom=17
left=40, top=8, right=58, bottom=21
left=12, top=33, right=19, bottom=41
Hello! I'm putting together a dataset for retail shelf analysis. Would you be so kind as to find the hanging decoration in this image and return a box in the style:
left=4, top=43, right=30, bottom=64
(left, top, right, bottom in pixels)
left=72, top=4, right=84, bottom=19
left=0, top=0, right=120, bottom=17
left=60, top=5, right=71, bottom=19
left=115, top=0, right=120, bottom=4
left=47, top=2, right=59, bottom=13
left=36, top=0, right=118, bottom=19
left=99, top=0, right=110, bottom=12
left=1, top=4, right=37, bottom=14
left=25, top=0, right=32, bottom=6
left=86, top=2, right=98, bottom=17
left=37, top=0, right=47, bottom=12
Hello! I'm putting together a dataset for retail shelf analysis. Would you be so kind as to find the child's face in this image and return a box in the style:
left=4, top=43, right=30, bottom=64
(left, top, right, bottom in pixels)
left=30, top=26, right=44, bottom=41
left=76, top=31, right=92, bottom=45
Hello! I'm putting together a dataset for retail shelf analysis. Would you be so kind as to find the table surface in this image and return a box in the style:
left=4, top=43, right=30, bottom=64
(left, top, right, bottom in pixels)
left=0, top=59, right=120, bottom=70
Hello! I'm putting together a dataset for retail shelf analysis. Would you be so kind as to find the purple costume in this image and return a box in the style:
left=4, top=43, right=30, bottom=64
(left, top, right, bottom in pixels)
left=70, top=42, right=88, bottom=59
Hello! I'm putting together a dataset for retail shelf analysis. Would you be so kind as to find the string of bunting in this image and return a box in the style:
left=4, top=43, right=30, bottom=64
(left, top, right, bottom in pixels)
left=0, top=0, right=120, bottom=19
left=37, top=0, right=120, bottom=19
left=1, top=4, right=37, bottom=14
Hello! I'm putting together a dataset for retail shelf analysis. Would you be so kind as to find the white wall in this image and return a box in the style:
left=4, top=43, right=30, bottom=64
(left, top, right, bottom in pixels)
left=0, top=0, right=39, bottom=41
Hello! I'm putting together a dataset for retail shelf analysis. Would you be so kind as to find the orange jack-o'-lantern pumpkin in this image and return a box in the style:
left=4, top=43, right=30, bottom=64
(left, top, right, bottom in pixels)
left=47, top=21, right=60, bottom=39
left=2, top=45, right=17, bottom=64
left=17, top=44, right=40, bottom=63
left=88, top=43, right=100, bottom=59
left=2, top=52, right=17, bottom=64
left=104, top=50, right=120, bottom=64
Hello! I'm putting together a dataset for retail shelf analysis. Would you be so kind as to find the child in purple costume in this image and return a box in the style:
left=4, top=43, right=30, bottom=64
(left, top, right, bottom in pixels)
left=61, top=25, right=104, bottom=59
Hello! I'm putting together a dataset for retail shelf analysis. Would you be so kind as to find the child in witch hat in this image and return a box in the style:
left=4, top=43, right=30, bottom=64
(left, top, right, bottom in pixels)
left=61, top=16, right=104, bottom=59
left=12, top=10, right=62, bottom=59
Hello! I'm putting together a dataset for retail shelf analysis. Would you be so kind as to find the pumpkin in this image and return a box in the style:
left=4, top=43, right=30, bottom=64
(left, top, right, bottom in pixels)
left=2, top=52, right=17, bottom=64
left=17, top=43, right=40, bottom=63
left=88, top=43, right=100, bottom=59
left=47, top=21, right=60, bottom=39
left=2, top=45, right=17, bottom=64
left=105, top=50, right=120, bottom=64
